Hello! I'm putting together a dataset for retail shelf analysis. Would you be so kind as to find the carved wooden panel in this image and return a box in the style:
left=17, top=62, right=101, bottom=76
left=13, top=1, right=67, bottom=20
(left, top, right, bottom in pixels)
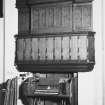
left=78, top=36, right=88, bottom=60
left=53, top=7, right=61, bottom=27
left=55, top=37, right=61, bottom=60
left=32, top=38, right=38, bottom=60
left=31, top=8, right=39, bottom=32
left=16, top=39, right=24, bottom=61
left=88, top=35, right=95, bottom=61
left=18, top=2, right=92, bottom=34
left=18, top=8, right=29, bottom=33
left=31, top=2, right=72, bottom=34
left=47, top=38, right=53, bottom=60
left=47, top=7, right=54, bottom=27
left=24, top=38, right=32, bottom=60
left=39, top=38, right=46, bottom=60
left=39, top=8, right=46, bottom=28
left=62, top=6, right=72, bottom=27
left=62, top=36, right=69, bottom=60
left=70, top=36, right=78, bottom=60
left=73, top=3, right=92, bottom=31
left=82, top=5, right=92, bottom=30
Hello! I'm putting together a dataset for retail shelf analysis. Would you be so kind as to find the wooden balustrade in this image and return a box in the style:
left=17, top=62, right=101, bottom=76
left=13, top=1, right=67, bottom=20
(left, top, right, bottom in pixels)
left=15, top=32, right=95, bottom=72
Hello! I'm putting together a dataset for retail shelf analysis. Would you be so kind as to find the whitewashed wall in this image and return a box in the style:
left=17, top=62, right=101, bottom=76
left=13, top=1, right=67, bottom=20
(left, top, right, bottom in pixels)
left=0, top=18, right=4, bottom=83
left=78, top=0, right=104, bottom=105
left=78, top=0, right=105, bottom=105
left=0, top=0, right=105, bottom=105
left=4, top=0, right=19, bottom=80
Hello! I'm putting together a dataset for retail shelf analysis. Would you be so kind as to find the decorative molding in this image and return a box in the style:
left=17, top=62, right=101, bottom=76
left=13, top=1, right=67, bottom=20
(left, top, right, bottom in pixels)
left=16, top=0, right=94, bottom=8
left=15, top=31, right=95, bottom=38
left=15, top=62, right=95, bottom=72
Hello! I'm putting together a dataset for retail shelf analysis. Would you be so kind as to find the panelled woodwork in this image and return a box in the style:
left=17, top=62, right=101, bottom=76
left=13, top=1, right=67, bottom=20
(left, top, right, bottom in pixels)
left=73, top=3, right=92, bottom=31
left=15, top=0, right=95, bottom=72
left=18, top=2, right=73, bottom=34
left=18, top=2, right=92, bottom=34
left=15, top=32, right=95, bottom=72
left=18, top=8, right=30, bottom=33
left=16, top=33, right=94, bottom=62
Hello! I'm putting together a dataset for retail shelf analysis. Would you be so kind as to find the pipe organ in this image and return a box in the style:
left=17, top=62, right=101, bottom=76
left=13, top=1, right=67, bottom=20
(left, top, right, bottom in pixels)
left=15, top=0, right=95, bottom=73
left=14, top=0, right=95, bottom=105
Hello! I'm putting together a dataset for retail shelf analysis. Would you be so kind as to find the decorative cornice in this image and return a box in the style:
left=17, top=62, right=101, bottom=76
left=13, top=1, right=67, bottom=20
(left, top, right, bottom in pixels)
left=15, top=62, right=95, bottom=73
left=16, top=0, right=94, bottom=8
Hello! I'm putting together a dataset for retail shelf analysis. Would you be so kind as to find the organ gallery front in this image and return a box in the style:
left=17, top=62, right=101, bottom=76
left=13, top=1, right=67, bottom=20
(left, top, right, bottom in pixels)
left=0, top=0, right=95, bottom=105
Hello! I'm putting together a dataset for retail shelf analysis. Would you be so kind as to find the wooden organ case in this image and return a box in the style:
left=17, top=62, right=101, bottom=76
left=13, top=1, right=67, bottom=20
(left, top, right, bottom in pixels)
left=15, top=0, right=95, bottom=105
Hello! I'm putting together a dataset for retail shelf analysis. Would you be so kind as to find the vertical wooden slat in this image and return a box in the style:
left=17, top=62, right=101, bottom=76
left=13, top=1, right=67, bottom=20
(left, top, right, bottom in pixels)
left=47, top=37, right=53, bottom=60
left=69, top=6, right=73, bottom=31
left=48, top=7, right=54, bottom=27
left=32, top=38, right=38, bottom=60
left=73, top=5, right=82, bottom=31
left=24, top=38, right=32, bottom=60
left=18, top=8, right=29, bottom=33
left=39, top=8, right=42, bottom=28
left=17, top=39, right=24, bottom=61
left=55, top=37, right=61, bottom=60
left=88, top=35, right=95, bottom=61
left=62, top=6, right=67, bottom=26
left=53, top=37, right=55, bottom=60
left=39, top=8, right=46, bottom=28
left=45, top=38, right=47, bottom=60
left=31, top=3, right=73, bottom=33
left=82, top=5, right=92, bottom=31
left=46, top=7, right=49, bottom=27
left=62, top=36, right=69, bottom=60
left=62, top=6, right=72, bottom=28
left=70, top=36, right=78, bottom=60
left=78, top=36, right=87, bottom=60
left=54, top=7, right=61, bottom=27
left=18, top=9, right=21, bottom=33
left=69, top=36, right=71, bottom=60
left=39, top=38, right=46, bottom=60
left=46, top=8, right=49, bottom=28
left=73, top=3, right=92, bottom=31
left=31, top=7, right=39, bottom=33
left=73, top=73, right=78, bottom=105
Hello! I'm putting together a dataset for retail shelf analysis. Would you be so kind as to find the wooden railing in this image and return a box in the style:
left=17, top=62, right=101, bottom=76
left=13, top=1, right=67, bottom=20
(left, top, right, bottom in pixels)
left=15, top=32, right=95, bottom=72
